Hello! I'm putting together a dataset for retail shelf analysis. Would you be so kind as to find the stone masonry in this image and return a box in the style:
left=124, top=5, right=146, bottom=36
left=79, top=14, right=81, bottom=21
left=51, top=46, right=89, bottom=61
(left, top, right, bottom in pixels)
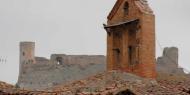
left=104, top=0, right=156, bottom=78
left=17, top=42, right=185, bottom=90
left=157, top=47, right=185, bottom=75
left=17, top=42, right=106, bottom=90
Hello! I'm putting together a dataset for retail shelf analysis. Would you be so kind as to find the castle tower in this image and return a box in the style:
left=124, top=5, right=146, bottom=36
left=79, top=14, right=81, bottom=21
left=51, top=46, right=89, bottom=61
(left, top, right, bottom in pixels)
left=19, top=42, right=35, bottom=75
left=104, top=0, right=156, bottom=78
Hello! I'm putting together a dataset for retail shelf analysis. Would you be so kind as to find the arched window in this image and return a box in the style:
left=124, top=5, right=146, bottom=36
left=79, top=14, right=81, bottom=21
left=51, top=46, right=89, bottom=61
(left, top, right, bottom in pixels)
left=124, top=2, right=129, bottom=15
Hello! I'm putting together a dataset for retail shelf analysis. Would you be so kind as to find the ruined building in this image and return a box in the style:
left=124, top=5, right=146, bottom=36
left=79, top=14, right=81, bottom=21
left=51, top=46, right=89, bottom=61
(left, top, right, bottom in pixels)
left=104, top=0, right=156, bottom=78
left=17, top=0, right=157, bottom=90
left=18, top=42, right=106, bottom=90
left=157, top=47, right=185, bottom=75
left=19, top=42, right=35, bottom=78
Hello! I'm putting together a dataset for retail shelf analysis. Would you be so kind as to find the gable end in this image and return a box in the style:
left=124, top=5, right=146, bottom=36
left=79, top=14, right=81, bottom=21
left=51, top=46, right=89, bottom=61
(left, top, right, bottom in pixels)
left=107, top=0, right=124, bottom=20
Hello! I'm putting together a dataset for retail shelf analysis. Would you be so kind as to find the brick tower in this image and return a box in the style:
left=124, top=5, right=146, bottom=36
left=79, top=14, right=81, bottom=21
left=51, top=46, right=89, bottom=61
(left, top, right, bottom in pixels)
left=104, top=0, right=156, bottom=78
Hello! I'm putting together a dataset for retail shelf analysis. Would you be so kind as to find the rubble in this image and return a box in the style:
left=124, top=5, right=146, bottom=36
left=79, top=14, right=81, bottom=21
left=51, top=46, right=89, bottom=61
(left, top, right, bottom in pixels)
left=1, top=71, right=190, bottom=95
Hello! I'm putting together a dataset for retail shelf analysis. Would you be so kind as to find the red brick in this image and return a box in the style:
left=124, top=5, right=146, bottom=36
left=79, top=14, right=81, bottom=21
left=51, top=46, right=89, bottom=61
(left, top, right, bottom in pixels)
left=104, top=0, right=156, bottom=78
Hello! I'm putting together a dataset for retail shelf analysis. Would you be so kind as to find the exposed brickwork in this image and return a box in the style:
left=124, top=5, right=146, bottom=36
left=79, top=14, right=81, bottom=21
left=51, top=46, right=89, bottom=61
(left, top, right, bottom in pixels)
left=104, top=0, right=156, bottom=78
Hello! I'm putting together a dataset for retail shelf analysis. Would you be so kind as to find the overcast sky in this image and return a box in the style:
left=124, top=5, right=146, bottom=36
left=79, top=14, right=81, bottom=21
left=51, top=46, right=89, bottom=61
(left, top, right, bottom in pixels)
left=0, top=0, right=189, bottom=84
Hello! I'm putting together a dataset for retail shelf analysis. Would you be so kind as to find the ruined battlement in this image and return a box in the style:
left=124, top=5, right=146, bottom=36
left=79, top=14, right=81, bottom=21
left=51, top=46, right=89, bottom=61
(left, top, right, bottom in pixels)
left=156, top=47, right=185, bottom=75
left=17, top=42, right=106, bottom=90
left=20, top=42, right=35, bottom=64
left=17, top=41, right=183, bottom=90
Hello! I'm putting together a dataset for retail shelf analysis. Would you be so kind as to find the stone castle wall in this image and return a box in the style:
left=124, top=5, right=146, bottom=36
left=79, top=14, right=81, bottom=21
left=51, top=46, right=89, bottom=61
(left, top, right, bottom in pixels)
left=156, top=47, right=185, bottom=75
left=18, top=54, right=106, bottom=90
left=18, top=42, right=184, bottom=90
left=18, top=42, right=106, bottom=90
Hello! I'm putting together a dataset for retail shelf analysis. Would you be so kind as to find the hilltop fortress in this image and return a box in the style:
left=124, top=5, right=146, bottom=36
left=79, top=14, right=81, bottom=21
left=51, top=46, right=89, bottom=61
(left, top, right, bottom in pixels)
left=17, top=0, right=186, bottom=90
left=18, top=0, right=157, bottom=89
left=17, top=42, right=185, bottom=90
left=17, top=42, right=106, bottom=90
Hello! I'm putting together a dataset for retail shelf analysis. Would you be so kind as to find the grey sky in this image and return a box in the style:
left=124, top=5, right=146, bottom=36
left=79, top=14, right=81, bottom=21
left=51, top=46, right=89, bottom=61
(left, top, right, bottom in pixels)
left=0, top=0, right=189, bottom=84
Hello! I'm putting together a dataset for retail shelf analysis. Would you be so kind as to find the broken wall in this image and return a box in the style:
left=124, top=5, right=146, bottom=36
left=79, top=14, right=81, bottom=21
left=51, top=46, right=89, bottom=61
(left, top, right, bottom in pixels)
left=17, top=55, right=106, bottom=90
